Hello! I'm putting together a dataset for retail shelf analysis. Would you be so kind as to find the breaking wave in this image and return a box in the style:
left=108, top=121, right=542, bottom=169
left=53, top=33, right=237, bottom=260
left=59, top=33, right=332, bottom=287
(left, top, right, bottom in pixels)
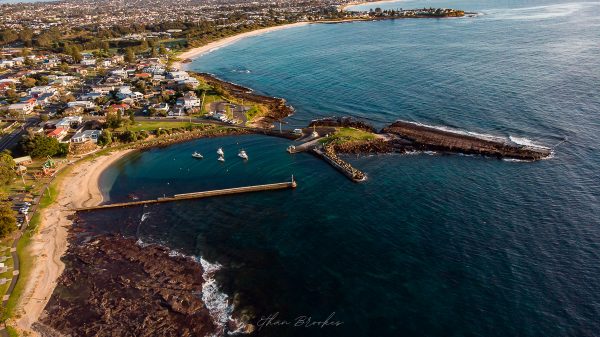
left=509, top=136, right=550, bottom=149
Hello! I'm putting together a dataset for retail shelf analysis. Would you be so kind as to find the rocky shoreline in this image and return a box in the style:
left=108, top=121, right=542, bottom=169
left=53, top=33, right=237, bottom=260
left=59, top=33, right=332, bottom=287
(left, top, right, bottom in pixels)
left=194, top=72, right=295, bottom=128
left=37, top=229, right=219, bottom=337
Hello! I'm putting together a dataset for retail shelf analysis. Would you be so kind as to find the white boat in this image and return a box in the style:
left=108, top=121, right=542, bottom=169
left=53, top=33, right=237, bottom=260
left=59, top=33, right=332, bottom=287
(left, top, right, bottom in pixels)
left=217, top=147, right=224, bottom=156
left=192, top=151, right=203, bottom=159
left=238, top=150, right=248, bottom=160
left=218, top=155, right=225, bottom=162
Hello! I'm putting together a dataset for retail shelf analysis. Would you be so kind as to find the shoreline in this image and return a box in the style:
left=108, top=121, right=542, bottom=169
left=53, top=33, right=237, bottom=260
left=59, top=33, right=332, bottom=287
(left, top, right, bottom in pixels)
left=173, top=22, right=311, bottom=70
left=13, top=149, right=134, bottom=336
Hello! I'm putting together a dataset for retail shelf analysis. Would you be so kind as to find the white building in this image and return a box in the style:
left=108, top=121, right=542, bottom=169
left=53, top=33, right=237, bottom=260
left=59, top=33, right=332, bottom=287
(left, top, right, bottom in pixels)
left=71, top=129, right=101, bottom=143
left=67, top=101, right=96, bottom=109
left=8, top=102, right=34, bottom=114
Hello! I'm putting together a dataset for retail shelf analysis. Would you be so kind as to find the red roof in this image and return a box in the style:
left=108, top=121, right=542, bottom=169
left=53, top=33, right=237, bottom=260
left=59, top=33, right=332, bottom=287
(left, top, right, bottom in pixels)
left=46, top=128, right=66, bottom=137
left=109, top=103, right=130, bottom=110
left=135, top=73, right=151, bottom=78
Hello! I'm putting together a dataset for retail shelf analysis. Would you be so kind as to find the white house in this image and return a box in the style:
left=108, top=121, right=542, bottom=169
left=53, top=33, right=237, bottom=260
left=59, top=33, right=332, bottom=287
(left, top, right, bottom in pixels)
left=167, top=71, right=190, bottom=81
left=55, top=116, right=83, bottom=129
left=67, top=100, right=96, bottom=110
left=0, top=60, right=16, bottom=68
left=71, top=129, right=101, bottom=143
left=8, top=102, right=34, bottom=114
left=178, top=77, right=199, bottom=87
left=177, top=92, right=201, bottom=109
left=28, top=86, right=56, bottom=96
left=81, top=58, right=96, bottom=66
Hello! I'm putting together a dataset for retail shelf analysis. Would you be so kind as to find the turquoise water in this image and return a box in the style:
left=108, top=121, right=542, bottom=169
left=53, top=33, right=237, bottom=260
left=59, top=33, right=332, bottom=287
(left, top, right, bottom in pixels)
left=95, top=1, right=600, bottom=336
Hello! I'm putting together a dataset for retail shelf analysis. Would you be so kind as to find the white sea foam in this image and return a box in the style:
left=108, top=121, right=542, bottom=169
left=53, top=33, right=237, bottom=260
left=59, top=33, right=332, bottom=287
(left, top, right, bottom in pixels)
left=402, top=120, right=507, bottom=143
left=198, top=256, right=247, bottom=335
left=135, top=238, right=150, bottom=247
left=140, top=212, right=151, bottom=222
left=509, top=136, right=550, bottom=149
left=133, top=239, right=246, bottom=335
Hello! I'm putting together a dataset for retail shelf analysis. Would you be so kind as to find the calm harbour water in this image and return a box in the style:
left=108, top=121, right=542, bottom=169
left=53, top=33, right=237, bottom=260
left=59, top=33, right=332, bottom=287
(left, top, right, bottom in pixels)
left=93, top=1, right=600, bottom=336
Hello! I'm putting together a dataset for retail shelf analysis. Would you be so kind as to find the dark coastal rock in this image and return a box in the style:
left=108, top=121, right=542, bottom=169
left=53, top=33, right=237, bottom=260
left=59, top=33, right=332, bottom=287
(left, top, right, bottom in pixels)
left=39, top=234, right=217, bottom=337
left=383, top=120, right=552, bottom=160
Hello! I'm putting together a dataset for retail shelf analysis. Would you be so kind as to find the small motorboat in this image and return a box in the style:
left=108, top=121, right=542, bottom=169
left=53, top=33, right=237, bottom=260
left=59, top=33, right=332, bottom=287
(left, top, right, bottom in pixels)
left=192, top=151, right=204, bottom=159
left=217, top=147, right=224, bottom=156
left=218, top=155, right=225, bottom=162
left=238, top=150, right=248, bottom=160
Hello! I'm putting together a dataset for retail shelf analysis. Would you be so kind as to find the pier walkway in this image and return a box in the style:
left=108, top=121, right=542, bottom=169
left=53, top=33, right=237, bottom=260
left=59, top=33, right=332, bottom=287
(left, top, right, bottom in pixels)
left=73, top=179, right=297, bottom=212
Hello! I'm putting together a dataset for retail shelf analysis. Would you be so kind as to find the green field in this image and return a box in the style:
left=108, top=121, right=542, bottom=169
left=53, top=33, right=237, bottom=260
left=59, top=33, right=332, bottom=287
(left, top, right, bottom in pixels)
left=322, top=127, right=377, bottom=144
left=116, top=121, right=194, bottom=132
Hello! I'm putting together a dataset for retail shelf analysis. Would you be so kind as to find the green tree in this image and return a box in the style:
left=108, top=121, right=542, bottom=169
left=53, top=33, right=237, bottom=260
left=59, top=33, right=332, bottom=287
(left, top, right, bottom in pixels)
left=0, top=150, right=16, bottom=186
left=22, top=77, right=37, bottom=88
left=121, top=130, right=137, bottom=143
left=97, top=129, right=112, bottom=146
left=159, top=45, right=167, bottom=55
left=71, top=46, right=83, bottom=63
left=124, top=48, right=135, bottom=63
left=0, top=198, right=17, bottom=238
left=21, top=133, right=61, bottom=158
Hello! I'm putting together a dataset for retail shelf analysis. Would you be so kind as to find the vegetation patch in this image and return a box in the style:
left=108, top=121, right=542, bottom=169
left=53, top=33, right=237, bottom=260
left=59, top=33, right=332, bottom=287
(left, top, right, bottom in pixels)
left=321, top=127, right=377, bottom=145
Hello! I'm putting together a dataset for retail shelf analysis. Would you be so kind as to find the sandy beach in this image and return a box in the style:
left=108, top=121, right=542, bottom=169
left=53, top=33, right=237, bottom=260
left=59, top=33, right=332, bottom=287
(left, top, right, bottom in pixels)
left=173, top=22, right=310, bottom=70
left=13, top=149, right=134, bottom=336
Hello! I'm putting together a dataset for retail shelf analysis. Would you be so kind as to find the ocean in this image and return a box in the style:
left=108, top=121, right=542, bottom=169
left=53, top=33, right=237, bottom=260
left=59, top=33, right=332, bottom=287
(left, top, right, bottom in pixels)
left=92, top=1, right=600, bottom=336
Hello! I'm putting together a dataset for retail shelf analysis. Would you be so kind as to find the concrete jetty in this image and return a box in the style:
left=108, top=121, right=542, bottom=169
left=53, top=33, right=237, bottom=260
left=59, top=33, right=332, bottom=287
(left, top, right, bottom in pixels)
left=73, top=179, right=297, bottom=211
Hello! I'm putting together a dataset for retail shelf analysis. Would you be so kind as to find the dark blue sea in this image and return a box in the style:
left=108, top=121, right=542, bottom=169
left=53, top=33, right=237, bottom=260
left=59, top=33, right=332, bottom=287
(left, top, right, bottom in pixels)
left=92, top=1, right=600, bottom=336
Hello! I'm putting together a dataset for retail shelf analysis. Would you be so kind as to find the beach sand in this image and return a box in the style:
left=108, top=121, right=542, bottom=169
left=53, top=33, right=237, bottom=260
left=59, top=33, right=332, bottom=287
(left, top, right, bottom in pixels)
left=12, top=149, right=133, bottom=336
left=173, top=22, right=310, bottom=70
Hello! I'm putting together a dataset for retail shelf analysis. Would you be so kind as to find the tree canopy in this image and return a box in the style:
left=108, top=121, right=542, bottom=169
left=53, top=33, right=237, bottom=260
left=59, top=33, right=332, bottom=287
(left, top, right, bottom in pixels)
left=0, top=150, right=16, bottom=186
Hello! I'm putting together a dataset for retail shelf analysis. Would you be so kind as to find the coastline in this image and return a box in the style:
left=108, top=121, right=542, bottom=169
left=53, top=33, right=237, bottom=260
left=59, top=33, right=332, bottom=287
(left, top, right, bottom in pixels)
left=173, top=22, right=311, bottom=70
left=13, top=149, right=134, bottom=336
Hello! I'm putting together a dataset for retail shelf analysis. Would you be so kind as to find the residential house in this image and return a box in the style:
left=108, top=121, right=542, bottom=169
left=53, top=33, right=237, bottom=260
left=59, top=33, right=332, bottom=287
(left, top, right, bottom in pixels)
left=67, top=101, right=96, bottom=110
left=81, top=58, right=96, bottom=66
left=71, top=129, right=101, bottom=143
left=28, top=86, right=56, bottom=96
left=153, top=103, right=170, bottom=113
left=167, top=71, right=190, bottom=81
left=46, top=127, right=68, bottom=140
left=177, top=92, right=201, bottom=109
left=55, top=116, right=83, bottom=129
left=8, top=102, right=34, bottom=114
left=169, top=106, right=186, bottom=117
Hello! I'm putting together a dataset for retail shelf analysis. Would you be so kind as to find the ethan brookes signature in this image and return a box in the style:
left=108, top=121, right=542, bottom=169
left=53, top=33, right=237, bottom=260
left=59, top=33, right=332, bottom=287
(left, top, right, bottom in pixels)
left=257, top=312, right=344, bottom=330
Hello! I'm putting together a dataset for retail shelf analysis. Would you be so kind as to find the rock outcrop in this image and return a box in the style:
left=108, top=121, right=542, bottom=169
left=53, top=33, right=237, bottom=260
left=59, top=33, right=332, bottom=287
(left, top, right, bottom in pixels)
left=39, top=233, right=217, bottom=337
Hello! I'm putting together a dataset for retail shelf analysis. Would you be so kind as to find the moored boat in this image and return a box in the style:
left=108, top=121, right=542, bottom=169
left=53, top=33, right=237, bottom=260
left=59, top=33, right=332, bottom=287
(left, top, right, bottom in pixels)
left=238, top=150, right=248, bottom=160
left=192, top=151, right=204, bottom=159
left=217, top=147, right=224, bottom=156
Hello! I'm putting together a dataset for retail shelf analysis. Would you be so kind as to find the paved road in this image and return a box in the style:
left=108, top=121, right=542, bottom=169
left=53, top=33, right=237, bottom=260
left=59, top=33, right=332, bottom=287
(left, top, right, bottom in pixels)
left=0, top=118, right=39, bottom=152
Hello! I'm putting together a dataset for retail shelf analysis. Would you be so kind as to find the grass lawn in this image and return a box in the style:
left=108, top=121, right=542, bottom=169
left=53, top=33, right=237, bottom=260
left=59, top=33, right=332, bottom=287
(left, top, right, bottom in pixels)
left=322, top=127, right=376, bottom=144
left=116, top=121, right=194, bottom=132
